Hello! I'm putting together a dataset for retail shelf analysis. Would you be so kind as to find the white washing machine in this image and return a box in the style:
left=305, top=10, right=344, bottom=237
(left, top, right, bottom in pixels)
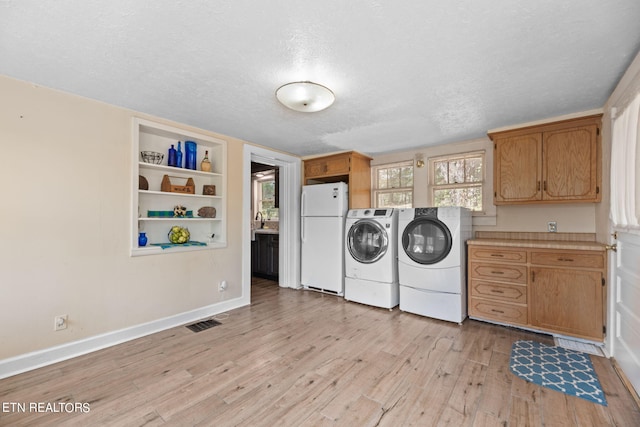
left=344, top=208, right=399, bottom=309
left=397, top=207, right=472, bottom=323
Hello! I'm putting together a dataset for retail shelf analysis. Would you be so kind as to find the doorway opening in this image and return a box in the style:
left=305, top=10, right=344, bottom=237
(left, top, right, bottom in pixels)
left=251, top=161, right=280, bottom=283
left=242, top=145, right=301, bottom=304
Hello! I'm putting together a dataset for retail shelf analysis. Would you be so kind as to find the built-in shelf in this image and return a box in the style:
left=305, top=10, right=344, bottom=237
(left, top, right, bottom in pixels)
left=138, top=189, right=222, bottom=200
left=131, top=118, right=227, bottom=256
left=139, top=217, right=223, bottom=221
left=138, top=161, right=223, bottom=178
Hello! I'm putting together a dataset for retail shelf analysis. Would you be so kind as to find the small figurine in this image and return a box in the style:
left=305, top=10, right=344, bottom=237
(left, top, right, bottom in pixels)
left=173, top=205, right=187, bottom=217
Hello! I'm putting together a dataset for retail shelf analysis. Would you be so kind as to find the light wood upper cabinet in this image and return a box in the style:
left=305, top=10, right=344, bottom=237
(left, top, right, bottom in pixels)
left=543, top=124, right=599, bottom=201
left=303, top=151, right=372, bottom=208
left=304, top=154, right=351, bottom=178
left=494, top=133, right=542, bottom=203
left=489, top=115, right=602, bottom=205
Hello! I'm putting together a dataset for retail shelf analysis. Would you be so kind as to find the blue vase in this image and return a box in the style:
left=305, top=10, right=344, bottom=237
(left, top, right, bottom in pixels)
left=185, top=140, right=197, bottom=170
left=138, top=232, right=148, bottom=247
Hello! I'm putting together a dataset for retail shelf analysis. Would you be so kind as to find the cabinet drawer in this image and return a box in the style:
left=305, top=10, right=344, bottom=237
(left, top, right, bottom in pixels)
left=470, top=247, right=527, bottom=263
left=470, top=262, right=528, bottom=284
left=530, top=251, right=604, bottom=269
left=470, top=280, right=527, bottom=304
left=469, top=298, right=527, bottom=325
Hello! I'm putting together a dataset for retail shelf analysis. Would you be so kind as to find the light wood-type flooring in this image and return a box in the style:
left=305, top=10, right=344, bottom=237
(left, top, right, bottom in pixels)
left=1, top=277, right=639, bottom=426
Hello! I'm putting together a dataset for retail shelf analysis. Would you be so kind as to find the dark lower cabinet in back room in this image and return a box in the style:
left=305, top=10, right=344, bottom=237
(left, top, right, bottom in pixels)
left=251, top=233, right=279, bottom=281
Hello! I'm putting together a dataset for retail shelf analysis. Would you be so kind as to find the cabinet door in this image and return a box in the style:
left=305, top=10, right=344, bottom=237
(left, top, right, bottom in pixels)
left=251, top=240, right=259, bottom=273
left=494, top=133, right=542, bottom=203
left=324, top=155, right=350, bottom=175
left=543, top=125, right=599, bottom=201
left=269, top=235, right=279, bottom=277
left=304, top=153, right=350, bottom=179
left=530, top=267, right=603, bottom=340
left=304, top=159, right=327, bottom=179
left=256, top=235, right=271, bottom=275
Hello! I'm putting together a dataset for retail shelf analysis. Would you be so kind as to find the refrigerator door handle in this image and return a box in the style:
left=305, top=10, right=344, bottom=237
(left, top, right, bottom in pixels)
left=301, top=191, right=306, bottom=216
left=301, top=217, right=305, bottom=242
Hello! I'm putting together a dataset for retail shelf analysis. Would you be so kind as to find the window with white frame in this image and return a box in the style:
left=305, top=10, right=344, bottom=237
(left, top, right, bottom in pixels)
left=429, top=151, right=484, bottom=212
left=255, top=178, right=279, bottom=220
left=373, top=161, right=414, bottom=208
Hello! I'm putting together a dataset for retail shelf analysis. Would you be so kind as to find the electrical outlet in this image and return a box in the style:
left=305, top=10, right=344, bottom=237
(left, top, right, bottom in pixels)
left=218, top=280, right=228, bottom=292
left=548, top=221, right=557, bottom=233
left=54, top=315, right=68, bottom=331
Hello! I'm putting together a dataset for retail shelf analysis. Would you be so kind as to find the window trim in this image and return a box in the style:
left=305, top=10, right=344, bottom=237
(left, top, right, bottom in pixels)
left=427, top=150, right=489, bottom=215
left=253, top=176, right=279, bottom=220
left=372, top=160, right=414, bottom=208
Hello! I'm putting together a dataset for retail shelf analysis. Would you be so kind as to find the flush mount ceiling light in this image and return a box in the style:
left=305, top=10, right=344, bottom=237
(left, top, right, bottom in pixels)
left=275, top=81, right=335, bottom=112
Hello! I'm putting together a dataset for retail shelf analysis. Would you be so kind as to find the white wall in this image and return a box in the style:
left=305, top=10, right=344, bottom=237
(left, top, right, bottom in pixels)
left=0, top=76, right=246, bottom=363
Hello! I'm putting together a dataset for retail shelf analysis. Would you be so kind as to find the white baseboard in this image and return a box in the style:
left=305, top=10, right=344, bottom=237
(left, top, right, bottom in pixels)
left=0, top=296, right=249, bottom=380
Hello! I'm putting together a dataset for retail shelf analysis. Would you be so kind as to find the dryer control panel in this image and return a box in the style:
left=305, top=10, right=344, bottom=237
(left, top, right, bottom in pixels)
left=414, top=207, right=438, bottom=218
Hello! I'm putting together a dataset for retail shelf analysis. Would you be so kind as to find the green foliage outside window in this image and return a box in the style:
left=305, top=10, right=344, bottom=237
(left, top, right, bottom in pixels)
left=375, top=163, right=414, bottom=208
left=258, top=180, right=278, bottom=220
left=432, top=154, right=483, bottom=211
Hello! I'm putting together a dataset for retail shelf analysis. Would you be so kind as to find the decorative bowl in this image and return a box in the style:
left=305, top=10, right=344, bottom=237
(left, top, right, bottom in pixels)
left=141, top=151, right=164, bottom=164
left=168, top=226, right=190, bottom=244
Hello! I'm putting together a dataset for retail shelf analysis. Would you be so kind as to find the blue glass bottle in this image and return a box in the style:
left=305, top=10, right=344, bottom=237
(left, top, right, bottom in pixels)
left=138, top=232, right=148, bottom=247
left=176, top=141, right=183, bottom=168
left=168, top=144, right=177, bottom=167
left=185, top=140, right=197, bottom=170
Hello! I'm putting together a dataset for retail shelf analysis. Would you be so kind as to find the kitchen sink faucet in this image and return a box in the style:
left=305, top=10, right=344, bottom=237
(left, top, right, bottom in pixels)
left=255, top=211, right=265, bottom=229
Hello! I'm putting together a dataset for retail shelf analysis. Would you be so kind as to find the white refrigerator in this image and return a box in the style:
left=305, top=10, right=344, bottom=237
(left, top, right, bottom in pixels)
left=301, top=182, right=349, bottom=295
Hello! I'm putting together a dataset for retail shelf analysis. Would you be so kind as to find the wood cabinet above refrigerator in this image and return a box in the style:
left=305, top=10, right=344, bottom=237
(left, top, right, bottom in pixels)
left=303, top=151, right=372, bottom=208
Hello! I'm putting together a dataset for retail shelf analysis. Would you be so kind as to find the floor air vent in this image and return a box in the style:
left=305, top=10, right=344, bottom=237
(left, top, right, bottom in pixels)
left=186, top=319, right=221, bottom=333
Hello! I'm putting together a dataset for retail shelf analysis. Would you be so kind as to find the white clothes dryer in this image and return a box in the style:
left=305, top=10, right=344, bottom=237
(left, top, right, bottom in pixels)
left=397, top=207, right=472, bottom=323
left=344, top=208, right=399, bottom=309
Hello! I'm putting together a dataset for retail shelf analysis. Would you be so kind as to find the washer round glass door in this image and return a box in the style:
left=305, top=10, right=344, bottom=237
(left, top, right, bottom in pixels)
left=347, top=219, right=389, bottom=264
left=401, top=217, right=452, bottom=264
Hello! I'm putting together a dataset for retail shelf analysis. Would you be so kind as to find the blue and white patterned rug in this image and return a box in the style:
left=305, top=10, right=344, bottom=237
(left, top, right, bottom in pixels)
left=509, top=340, right=607, bottom=406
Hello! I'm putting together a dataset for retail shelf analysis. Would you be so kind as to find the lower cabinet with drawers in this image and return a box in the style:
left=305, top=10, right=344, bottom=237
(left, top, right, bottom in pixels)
left=467, top=240, right=606, bottom=341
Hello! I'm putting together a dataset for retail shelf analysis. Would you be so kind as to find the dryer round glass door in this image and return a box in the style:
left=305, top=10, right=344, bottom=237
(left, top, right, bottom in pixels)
left=347, top=219, right=389, bottom=264
left=401, top=217, right=452, bottom=264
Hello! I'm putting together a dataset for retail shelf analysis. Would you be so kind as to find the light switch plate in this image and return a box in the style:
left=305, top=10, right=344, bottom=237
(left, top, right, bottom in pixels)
left=548, top=221, right=557, bottom=233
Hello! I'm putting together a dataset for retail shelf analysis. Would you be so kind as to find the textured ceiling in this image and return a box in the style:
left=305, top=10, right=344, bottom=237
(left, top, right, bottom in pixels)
left=1, top=1, right=640, bottom=156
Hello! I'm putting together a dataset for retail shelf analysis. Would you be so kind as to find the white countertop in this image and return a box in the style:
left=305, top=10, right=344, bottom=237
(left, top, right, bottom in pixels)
left=254, top=228, right=279, bottom=234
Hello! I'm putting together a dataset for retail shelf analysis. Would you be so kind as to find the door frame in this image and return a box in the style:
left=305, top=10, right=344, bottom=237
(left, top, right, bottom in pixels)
left=243, top=145, right=301, bottom=299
